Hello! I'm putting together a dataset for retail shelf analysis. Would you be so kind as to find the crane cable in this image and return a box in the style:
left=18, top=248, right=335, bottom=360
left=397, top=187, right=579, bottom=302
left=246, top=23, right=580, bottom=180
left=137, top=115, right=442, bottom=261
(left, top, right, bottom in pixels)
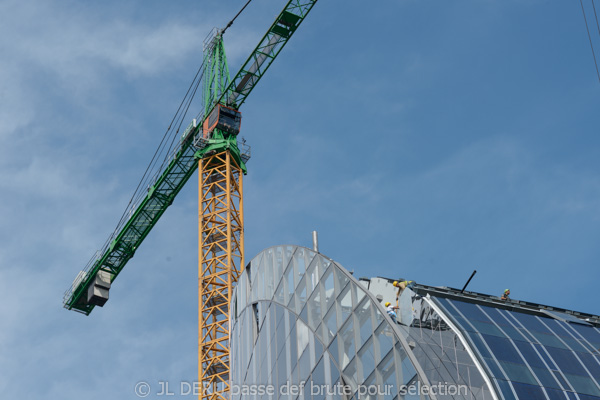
left=108, top=0, right=256, bottom=243
left=159, top=65, right=205, bottom=174
left=111, top=59, right=207, bottom=239
left=223, top=0, right=253, bottom=35
left=579, top=0, right=600, bottom=83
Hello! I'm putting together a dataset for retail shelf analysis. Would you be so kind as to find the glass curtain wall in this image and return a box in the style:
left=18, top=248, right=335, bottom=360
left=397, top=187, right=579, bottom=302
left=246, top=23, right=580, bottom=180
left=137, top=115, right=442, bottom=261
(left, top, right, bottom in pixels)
left=435, top=297, right=600, bottom=400
left=230, top=246, right=432, bottom=400
left=394, top=295, right=495, bottom=399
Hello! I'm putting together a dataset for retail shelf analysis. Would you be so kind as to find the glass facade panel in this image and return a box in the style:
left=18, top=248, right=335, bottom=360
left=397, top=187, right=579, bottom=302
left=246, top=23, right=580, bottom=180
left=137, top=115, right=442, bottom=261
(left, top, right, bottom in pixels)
left=308, top=257, right=323, bottom=293
left=511, top=382, right=548, bottom=400
left=579, top=352, right=600, bottom=378
left=298, top=342, right=312, bottom=382
left=285, top=260, right=295, bottom=299
left=497, top=360, right=538, bottom=385
left=338, top=317, right=355, bottom=369
left=379, top=350, right=397, bottom=400
left=436, top=296, right=600, bottom=400
left=328, top=336, right=340, bottom=368
left=297, top=319, right=310, bottom=361
left=295, top=248, right=307, bottom=281
left=543, top=387, right=570, bottom=400
left=553, top=370, right=571, bottom=390
left=307, top=287, right=323, bottom=333
left=545, top=347, right=588, bottom=376
left=334, top=268, right=349, bottom=298
left=529, top=366, right=563, bottom=390
left=374, top=322, right=394, bottom=362
left=570, top=324, right=600, bottom=348
left=352, top=282, right=366, bottom=310
left=481, top=333, right=525, bottom=363
left=358, top=338, right=376, bottom=381
left=513, top=341, right=547, bottom=369
left=337, top=283, right=352, bottom=328
left=343, top=357, right=359, bottom=394
left=356, top=298, right=374, bottom=349
left=323, top=306, right=337, bottom=345
left=496, top=380, right=517, bottom=400
left=231, top=246, right=433, bottom=400
left=312, top=356, right=326, bottom=400
left=322, top=266, right=335, bottom=312
left=296, top=274, right=307, bottom=311
left=264, top=250, right=275, bottom=300
left=274, top=278, right=286, bottom=305
left=562, top=373, right=600, bottom=397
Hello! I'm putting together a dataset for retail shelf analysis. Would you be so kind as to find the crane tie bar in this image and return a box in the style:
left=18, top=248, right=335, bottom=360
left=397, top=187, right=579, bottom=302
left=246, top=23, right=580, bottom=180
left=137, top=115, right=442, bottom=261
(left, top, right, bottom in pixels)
left=223, top=0, right=254, bottom=35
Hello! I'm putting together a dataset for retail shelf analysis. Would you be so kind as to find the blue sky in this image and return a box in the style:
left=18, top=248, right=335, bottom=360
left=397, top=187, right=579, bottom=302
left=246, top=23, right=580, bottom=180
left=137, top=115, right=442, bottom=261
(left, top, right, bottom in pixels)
left=1, top=0, right=599, bottom=398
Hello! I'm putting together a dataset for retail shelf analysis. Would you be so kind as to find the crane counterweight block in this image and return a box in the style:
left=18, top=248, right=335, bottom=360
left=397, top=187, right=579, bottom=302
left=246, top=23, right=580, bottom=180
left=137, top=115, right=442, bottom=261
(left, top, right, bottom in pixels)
left=87, top=270, right=111, bottom=307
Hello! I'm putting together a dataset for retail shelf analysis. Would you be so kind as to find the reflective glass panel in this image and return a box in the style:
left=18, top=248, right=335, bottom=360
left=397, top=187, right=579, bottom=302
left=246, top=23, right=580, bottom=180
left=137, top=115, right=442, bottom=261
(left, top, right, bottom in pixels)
left=358, top=338, right=376, bottom=381
left=437, top=297, right=600, bottom=400
left=323, top=305, right=337, bottom=344
left=356, top=297, right=374, bottom=350
left=321, top=266, right=335, bottom=312
left=339, top=317, right=356, bottom=369
left=297, top=319, right=310, bottom=361
left=338, top=283, right=352, bottom=327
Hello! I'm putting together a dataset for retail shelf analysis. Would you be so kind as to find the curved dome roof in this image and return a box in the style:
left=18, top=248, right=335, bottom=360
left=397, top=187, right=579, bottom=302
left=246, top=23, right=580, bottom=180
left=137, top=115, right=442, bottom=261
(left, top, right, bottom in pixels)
left=230, top=245, right=494, bottom=399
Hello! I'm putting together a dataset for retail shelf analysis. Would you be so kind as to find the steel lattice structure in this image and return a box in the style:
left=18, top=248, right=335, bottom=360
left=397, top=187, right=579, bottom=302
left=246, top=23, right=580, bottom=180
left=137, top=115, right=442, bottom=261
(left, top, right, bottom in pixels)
left=198, top=150, right=244, bottom=400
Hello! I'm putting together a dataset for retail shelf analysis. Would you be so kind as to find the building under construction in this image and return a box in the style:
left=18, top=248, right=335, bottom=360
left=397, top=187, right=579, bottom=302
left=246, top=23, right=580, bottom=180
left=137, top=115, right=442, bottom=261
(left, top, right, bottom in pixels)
left=60, top=1, right=600, bottom=399
left=231, top=244, right=600, bottom=400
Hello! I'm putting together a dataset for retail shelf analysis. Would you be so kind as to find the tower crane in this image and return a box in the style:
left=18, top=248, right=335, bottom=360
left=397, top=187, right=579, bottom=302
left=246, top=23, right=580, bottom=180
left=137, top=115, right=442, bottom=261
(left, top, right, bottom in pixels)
left=62, top=1, right=319, bottom=399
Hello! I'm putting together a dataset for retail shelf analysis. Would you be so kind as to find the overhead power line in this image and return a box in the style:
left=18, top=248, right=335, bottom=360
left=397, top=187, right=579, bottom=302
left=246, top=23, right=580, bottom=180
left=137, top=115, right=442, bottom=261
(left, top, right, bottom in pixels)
left=580, top=0, right=600, bottom=83
left=592, top=0, right=600, bottom=37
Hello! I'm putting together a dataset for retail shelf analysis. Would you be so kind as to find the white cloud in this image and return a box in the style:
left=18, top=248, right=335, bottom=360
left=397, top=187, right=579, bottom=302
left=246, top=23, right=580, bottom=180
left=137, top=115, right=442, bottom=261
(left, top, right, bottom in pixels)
left=1, top=1, right=205, bottom=77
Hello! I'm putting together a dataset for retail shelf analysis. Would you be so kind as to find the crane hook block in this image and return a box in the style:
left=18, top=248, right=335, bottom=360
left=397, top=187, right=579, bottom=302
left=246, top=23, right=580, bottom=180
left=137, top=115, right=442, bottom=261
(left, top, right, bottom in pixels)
left=203, top=104, right=242, bottom=138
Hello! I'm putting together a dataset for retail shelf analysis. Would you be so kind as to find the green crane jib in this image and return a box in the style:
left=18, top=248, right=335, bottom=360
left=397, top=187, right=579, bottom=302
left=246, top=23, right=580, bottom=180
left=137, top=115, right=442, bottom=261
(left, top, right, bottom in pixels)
left=63, top=0, right=318, bottom=315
